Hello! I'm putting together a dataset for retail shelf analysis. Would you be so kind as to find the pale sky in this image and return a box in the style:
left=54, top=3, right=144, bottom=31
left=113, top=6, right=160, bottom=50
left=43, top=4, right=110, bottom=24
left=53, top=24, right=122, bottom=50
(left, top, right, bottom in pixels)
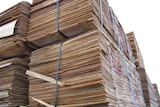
left=0, top=0, right=160, bottom=92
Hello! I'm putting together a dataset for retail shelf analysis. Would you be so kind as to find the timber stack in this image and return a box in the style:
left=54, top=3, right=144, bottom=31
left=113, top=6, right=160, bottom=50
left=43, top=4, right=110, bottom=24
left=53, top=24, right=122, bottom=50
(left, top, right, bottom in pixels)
left=127, top=32, right=145, bottom=68
left=0, top=0, right=159, bottom=107
left=26, top=0, right=145, bottom=107
left=28, top=29, right=145, bottom=106
left=0, top=58, right=29, bottom=106
left=0, top=1, right=31, bottom=107
left=127, top=32, right=159, bottom=107
left=0, top=1, right=31, bottom=60
left=137, top=68, right=159, bottom=107
left=27, top=0, right=130, bottom=60
left=153, top=84, right=160, bottom=106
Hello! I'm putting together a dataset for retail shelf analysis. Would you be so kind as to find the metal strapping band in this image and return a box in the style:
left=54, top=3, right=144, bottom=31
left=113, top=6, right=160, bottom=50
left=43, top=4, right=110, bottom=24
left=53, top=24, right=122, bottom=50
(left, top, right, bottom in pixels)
left=100, top=1, right=119, bottom=106
left=109, top=7, right=138, bottom=107
left=54, top=42, right=63, bottom=107
left=100, top=0, right=103, bottom=30
left=56, top=0, right=68, bottom=39
left=124, top=33, right=146, bottom=106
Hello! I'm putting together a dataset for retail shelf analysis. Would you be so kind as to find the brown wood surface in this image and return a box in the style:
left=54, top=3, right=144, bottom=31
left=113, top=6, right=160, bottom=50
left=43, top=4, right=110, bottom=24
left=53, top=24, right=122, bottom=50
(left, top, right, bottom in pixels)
left=27, top=0, right=130, bottom=61
left=28, top=30, right=145, bottom=107
left=137, top=67, right=159, bottom=107
left=127, top=32, right=145, bottom=68
left=0, top=58, right=29, bottom=107
left=0, top=0, right=152, bottom=107
left=0, top=1, right=31, bottom=59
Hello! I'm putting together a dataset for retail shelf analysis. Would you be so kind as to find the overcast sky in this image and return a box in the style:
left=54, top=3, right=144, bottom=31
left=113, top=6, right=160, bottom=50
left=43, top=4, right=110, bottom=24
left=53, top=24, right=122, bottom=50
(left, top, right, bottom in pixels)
left=0, top=0, right=160, bottom=92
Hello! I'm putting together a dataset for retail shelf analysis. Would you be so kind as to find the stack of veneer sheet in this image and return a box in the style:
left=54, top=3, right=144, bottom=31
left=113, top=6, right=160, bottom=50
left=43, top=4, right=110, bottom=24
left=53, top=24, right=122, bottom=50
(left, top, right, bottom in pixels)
left=127, top=32, right=145, bottom=68
left=0, top=1, right=31, bottom=60
left=27, top=0, right=130, bottom=59
left=28, top=29, right=145, bottom=107
left=137, top=67, right=159, bottom=107
left=0, top=58, right=29, bottom=107
left=127, top=32, right=159, bottom=107
left=111, top=50, right=146, bottom=107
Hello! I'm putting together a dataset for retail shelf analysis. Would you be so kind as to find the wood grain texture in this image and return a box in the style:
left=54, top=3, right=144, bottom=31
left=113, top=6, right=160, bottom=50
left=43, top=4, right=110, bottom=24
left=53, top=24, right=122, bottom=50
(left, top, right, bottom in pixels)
left=0, top=58, right=29, bottom=107
left=0, top=0, right=152, bottom=107
left=26, top=70, right=64, bottom=86
left=127, top=32, right=145, bottom=68
left=137, top=67, right=159, bottom=107
left=27, top=0, right=130, bottom=61
left=28, top=30, right=145, bottom=107
left=0, top=1, right=31, bottom=59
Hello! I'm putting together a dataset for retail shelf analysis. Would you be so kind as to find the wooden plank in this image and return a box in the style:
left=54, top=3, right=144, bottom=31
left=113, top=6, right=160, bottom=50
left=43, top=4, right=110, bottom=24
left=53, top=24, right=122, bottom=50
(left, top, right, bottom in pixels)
left=0, top=91, right=9, bottom=99
left=32, top=97, right=55, bottom=107
left=0, top=39, right=30, bottom=59
left=27, top=0, right=130, bottom=62
left=26, top=70, right=64, bottom=86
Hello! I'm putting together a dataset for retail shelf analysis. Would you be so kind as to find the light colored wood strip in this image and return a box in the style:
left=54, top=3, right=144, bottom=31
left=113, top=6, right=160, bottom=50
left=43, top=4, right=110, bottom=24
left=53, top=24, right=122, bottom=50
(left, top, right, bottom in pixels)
left=32, top=97, right=55, bottom=107
left=0, top=91, right=9, bottom=99
left=26, top=70, right=64, bottom=86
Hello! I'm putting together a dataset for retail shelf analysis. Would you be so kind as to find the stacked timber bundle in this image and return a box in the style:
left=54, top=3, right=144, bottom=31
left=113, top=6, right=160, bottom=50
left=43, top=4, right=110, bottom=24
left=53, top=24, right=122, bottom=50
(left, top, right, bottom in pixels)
left=111, top=48, right=145, bottom=107
left=27, top=29, right=145, bottom=107
left=127, top=31, right=159, bottom=106
left=0, top=1, right=31, bottom=60
left=27, top=0, right=130, bottom=59
left=137, top=68, right=159, bottom=107
left=153, top=84, right=160, bottom=106
left=0, top=58, right=29, bottom=107
left=127, top=32, right=145, bottom=68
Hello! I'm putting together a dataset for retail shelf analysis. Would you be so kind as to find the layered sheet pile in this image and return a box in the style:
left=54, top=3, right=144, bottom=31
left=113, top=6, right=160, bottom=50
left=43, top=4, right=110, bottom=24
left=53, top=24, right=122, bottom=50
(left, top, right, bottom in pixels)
left=127, top=32, right=159, bottom=107
left=0, top=0, right=159, bottom=107
left=0, top=58, right=29, bottom=106
left=28, top=29, right=145, bottom=107
left=0, top=1, right=31, bottom=60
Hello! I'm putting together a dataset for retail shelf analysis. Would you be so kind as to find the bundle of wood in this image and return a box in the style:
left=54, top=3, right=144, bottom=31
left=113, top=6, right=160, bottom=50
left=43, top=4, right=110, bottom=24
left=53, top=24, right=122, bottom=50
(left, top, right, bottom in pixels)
left=137, top=67, right=159, bottom=107
left=0, top=58, right=29, bottom=107
left=127, top=32, right=145, bottom=68
left=110, top=48, right=145, bottom=107
left=27, top=0, right=130, bottom=59
left=152, top=84, right=160, bottom=106
left=0, top=1, right=31, bottom=60
left=28, top=29, right=145, bottom=107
